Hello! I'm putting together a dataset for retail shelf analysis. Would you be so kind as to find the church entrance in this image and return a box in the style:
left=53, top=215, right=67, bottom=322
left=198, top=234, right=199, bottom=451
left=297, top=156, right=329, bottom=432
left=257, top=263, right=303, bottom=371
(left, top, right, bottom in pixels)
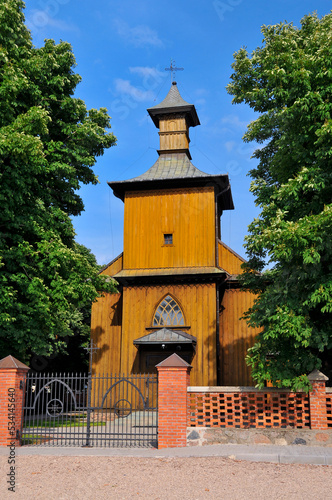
left=134, top=327, right=196, bottom=375
left=139, top=349, right=193, bottom=374
left=138, top=346, right=194, bottom=408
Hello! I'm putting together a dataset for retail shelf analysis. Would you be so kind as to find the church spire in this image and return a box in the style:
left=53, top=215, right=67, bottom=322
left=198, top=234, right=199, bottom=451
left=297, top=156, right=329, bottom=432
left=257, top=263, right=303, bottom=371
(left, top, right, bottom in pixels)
left=108, top=82, right=234, bottom=212
left=147, top=82, right=200, bottom=160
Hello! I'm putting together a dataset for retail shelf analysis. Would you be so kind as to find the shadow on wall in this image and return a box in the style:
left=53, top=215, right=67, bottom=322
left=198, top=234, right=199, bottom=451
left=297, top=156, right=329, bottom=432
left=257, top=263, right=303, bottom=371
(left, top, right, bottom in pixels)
left=219, top=334, right=257, bottom=387
left=90, top=292, right=122, bottom=375
left=90, top=325, right=110, bottom=376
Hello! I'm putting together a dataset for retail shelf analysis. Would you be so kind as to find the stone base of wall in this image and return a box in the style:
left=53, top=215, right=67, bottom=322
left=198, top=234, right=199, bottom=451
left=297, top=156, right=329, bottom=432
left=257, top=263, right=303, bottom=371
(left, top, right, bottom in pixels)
left=187, top=427, right=332, bottom=447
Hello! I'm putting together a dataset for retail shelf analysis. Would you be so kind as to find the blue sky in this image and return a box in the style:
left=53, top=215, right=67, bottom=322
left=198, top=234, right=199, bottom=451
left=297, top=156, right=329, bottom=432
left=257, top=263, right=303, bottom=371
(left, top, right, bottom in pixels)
left=24, top=0, right=331, bottom=265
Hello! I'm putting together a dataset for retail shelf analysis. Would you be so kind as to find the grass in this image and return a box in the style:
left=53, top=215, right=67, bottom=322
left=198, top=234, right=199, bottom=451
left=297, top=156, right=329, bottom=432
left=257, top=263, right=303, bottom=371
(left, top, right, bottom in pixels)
left=24, top=416, right=106, bottom=428
left=21, top=435, right=53, bottom=445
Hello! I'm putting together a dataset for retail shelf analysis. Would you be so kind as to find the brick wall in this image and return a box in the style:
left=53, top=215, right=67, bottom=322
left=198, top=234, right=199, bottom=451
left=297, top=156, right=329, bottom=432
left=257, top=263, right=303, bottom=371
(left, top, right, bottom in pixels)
left=188, top=371, right=330, bottom=432
left=0, top=356, right=30, bottom=447
left=326, top=390, right=332, bottom=428
left=156, top=354, right=191, bottom=449
left=187, top=388, right=310, bottom=429
left=156, top=360, right=330, bottom=449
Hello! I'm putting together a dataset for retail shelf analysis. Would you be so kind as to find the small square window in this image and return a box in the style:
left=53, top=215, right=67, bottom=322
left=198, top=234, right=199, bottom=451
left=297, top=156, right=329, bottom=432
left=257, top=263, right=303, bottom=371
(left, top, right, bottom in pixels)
left=164, top=233, right=173, bottom=245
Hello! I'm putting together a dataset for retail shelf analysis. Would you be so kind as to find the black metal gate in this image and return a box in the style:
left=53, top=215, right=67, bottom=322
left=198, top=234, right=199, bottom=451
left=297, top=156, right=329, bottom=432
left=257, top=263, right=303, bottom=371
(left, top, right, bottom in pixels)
left=21, top=372, right=158, bottom=447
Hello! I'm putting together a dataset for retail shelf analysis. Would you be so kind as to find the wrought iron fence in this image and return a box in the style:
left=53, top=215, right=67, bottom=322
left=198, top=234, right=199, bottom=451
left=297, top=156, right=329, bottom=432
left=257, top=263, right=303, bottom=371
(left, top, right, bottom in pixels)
left=21, top=372, right=158, bottom=447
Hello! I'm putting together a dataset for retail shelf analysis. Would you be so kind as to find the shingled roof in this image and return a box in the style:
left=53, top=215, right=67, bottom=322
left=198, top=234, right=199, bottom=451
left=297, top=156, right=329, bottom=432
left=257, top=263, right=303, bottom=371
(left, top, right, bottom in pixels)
left=147, top=82, right=200, bottom=128
left=108, top=153, right=233, bottom=209
left=108, top=82, right=234, bottom=210
left=117, top=153, right=208, bottom=182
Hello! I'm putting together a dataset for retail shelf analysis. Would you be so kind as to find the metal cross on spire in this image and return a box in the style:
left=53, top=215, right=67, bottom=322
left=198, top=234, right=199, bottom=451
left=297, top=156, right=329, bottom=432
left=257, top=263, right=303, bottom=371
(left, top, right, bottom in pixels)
left=165, top=59, right=184, bottom=82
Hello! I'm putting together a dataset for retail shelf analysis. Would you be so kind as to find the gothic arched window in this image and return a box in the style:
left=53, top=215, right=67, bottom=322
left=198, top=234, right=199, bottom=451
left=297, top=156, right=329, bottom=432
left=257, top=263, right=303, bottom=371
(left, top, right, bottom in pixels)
left=153, top=295, right=185, bottom=327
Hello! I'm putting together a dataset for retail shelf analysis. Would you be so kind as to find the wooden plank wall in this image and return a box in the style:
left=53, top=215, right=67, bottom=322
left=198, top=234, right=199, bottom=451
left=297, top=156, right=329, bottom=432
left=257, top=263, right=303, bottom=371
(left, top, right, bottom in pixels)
left=218, top=241, right=245, bottom=275
left=159, top=116, right=189, bottom=151
left=91, top=292, right=122, bottom=375
left=100, top=254, right=123, bottom=276
left=121, top=283, right=217, bottom=386
left=91, top=254, right=124, bottom=375
left=219, top=288, right=260, bottom=386
left=123, top=187, right=216, bottom=269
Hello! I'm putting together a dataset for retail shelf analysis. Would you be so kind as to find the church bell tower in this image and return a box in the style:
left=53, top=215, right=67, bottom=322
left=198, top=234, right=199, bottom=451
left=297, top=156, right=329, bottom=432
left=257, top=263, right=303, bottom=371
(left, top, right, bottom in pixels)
left=89, top=78, right=269, bottom=389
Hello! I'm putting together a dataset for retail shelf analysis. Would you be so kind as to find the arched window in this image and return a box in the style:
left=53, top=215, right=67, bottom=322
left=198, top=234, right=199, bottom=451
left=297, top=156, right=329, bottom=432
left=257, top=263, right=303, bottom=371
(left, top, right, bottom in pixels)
left=153, top=295, right=185, bottom=327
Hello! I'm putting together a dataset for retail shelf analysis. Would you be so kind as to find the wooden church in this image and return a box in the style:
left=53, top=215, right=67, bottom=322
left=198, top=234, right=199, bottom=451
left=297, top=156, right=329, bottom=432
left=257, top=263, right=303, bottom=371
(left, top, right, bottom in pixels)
left=91, top=82, right=260, bottom=386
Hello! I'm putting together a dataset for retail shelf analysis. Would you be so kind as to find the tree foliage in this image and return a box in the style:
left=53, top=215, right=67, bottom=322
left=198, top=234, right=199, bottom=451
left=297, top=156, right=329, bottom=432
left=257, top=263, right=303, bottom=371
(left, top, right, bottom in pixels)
left=0, top=1, right=117, bottom=363
left=227, top=13, right=332, bottom=390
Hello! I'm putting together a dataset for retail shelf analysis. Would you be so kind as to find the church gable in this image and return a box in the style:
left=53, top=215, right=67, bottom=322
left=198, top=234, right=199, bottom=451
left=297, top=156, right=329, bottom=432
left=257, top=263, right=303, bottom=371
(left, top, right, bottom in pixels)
left=99, top=253, right=123, bottom=277
left=218, top=240, right=246, bottom=276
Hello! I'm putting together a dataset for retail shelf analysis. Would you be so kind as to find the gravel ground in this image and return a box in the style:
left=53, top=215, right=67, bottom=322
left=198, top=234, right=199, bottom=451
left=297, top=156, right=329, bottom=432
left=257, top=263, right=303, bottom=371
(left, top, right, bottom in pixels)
left=1, top=455, right=331, bottom=499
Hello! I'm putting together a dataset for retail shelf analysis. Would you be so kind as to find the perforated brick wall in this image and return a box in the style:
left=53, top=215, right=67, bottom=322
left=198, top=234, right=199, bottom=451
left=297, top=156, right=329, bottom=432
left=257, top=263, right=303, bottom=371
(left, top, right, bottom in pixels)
left=326, top=392, right=332, bottom=428
left=187, top=390, right=310, bottom=429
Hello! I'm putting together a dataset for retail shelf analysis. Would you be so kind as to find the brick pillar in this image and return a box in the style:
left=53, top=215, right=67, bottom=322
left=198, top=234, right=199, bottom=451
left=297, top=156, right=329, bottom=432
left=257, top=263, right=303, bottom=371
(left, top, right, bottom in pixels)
left=156, top=353, right=191, bottom=449
left=0, top=356, right=30, bottom=446
left=308, top=369, right=329, bottom=430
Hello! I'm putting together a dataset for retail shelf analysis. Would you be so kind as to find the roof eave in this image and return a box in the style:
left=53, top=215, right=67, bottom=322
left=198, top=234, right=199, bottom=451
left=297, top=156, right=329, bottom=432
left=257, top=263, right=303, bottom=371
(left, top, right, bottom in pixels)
left=113, top=270, right=229, bottom=287
left=147, top=105, right=200, bottom=128
left=108, top=175, right=234, bottom=209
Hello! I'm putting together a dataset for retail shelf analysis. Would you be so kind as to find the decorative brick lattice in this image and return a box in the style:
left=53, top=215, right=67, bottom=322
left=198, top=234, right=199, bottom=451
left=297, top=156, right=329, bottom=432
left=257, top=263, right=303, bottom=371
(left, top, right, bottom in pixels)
left=327, top=394, right=332, bottom=428
left=188, top=391, right=310, bottom=429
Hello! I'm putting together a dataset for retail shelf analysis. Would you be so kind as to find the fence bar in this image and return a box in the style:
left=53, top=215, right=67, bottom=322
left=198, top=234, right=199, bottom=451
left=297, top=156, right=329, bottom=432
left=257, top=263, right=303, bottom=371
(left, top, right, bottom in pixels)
left=21, top=372, right=158, bottom=448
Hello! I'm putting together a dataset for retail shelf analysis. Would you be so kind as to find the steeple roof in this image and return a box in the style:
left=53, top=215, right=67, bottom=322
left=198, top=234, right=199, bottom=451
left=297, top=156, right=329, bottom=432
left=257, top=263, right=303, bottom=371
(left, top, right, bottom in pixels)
left=150, top=82, right=190, bottom=108
left=120, top=153, right=208, bottom=182
left=108, top=81, right=234, bottom=210
left=108, top=152, right=233, bottom=209
left=147, top=82, right=200, bottom=128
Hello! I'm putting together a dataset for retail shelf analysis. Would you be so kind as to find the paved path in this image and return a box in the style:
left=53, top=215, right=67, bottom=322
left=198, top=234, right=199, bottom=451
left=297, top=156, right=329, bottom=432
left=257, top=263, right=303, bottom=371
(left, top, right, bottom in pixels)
left=1, top=443, right=331, bottom=465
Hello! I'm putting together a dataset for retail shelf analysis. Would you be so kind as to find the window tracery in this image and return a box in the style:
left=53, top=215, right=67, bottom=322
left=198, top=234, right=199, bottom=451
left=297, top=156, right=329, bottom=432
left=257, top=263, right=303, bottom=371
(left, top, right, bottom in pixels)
left=153, top=295, right=185, bottom=326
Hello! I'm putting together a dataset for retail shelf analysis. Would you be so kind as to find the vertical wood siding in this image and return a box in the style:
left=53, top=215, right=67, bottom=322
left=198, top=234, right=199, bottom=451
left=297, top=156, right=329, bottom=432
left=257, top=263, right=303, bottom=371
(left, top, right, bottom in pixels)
left=218, top=241, right=246, bottom=275
left=120, top=283, right=217, bottom=386
left=123, top=187, right=216, bottom=270
left=91, top=254, right=124, bottom=375
left=100, top=254, right=123, bottom=276
left=91, top=191, right=260, bottom=387
left=219, top=289, right=260, bottom=386
left=91, top=292, right=122, bottom=375
left=159, top=116, right=189, bottom=151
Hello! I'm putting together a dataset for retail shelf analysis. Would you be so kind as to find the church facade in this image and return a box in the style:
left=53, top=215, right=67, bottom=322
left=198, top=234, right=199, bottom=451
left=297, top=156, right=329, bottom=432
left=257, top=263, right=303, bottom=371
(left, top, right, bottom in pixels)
left=91, top=82, right=260, bottom=386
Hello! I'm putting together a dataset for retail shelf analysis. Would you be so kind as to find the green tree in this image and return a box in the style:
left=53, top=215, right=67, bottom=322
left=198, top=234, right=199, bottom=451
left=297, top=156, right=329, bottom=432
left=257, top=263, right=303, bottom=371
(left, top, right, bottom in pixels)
left=227, top=12, right=332, bottom=390
left=0, top=1, right=117, bottom=363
